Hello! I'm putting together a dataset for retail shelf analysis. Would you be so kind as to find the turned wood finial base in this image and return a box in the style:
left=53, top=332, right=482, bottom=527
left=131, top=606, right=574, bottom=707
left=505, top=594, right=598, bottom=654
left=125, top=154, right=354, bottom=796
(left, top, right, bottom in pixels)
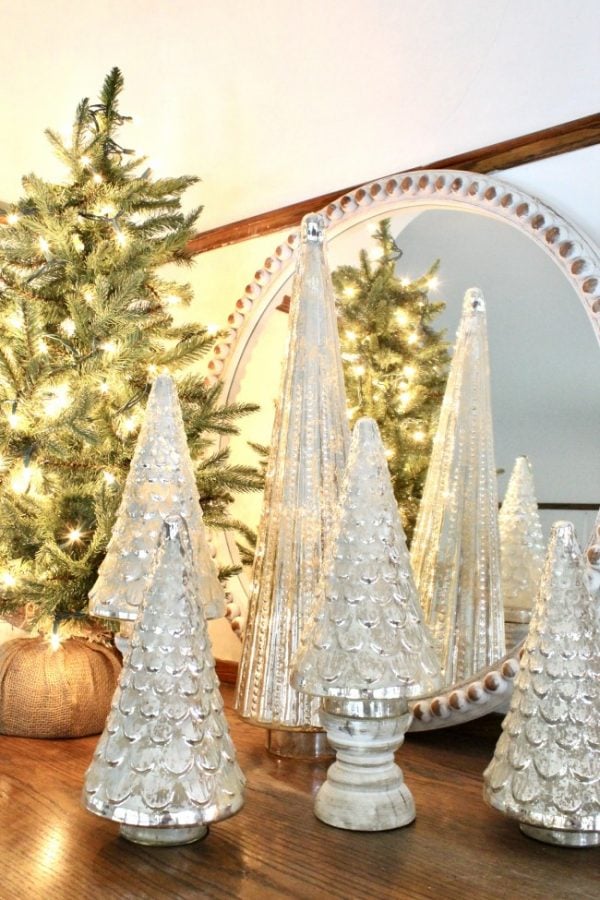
left=316, top=699, right=414, bottom=831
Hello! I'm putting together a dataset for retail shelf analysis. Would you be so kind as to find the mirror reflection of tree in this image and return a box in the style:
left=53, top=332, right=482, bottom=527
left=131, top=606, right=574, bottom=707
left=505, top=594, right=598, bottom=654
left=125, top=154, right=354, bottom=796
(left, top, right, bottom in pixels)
left=333, top=219, right=450, bottom=540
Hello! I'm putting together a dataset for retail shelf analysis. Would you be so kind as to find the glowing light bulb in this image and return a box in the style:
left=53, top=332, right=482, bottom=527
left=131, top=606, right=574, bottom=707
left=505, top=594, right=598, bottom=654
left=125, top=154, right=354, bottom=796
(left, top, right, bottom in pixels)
left=38, top=339, right=48, bottom=354
left=83, top=289, right=94, bottom=303
left=1, top=571, right=16, bottom=588
left=44, top=384, right=71, bottom=418
left=400, top=277, right=410, bottom=287
left=403, top=365, right=416, bottom=378
left=101, top=204, right=117, bottom=218
left=369, top=247, right=384, bottom=261
left=71, top=234, right=84, bottom=253
left=147, top=364, right=158, bottom=376
left=385, top=448, right=394, bottom=459
left=7, top=412, right=20, bottom=430
left=60, top=319, right=76, bottom=337
left=345, top=330, right=357, bottom=341
left=341, top=352, right=359, bottom=362
left=343, top=286, right=356, bottom=298
left=395, top=310, right=409, bottom=326
left=103, top=471, right=116, bottom=485
left=50, top=632, right=62, bottom=652
left=353, top=364, right=366, bottom=377
left=115, top=231, right=128, bottom=248
left=38, top=237, right=50, bottom=254
left=7, top=312, right=24, bottom=330
left=165, top=294, right=181, bottom=306
left=123, top=416, right=137, bottom=433
left=11, top=465, right=32, bottom=495
left=399, top=391, right=411, bottom=406
left=427, top=276, right=440, bottom=290
left=7, top=213, right=19, bottom=225
left=66, top=528, right=82, bottom=543
left=413, top=430, right=425, bottom=442
left=92, top=173, right=103, bottom=184
left=101, top=341, right=117, bottom=354
left=206, top=323, right=220, bottom=336
left=99, top=382, right=109, bottom=394
left=80, top=155, right=91, bottom=166
left=407, top=333, right=419, bottom=345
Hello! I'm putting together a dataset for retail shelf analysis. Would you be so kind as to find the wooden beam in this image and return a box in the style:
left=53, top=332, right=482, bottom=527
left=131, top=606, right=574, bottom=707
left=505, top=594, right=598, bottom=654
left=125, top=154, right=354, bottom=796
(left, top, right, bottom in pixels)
left=188, top=113, right=600, bottom=254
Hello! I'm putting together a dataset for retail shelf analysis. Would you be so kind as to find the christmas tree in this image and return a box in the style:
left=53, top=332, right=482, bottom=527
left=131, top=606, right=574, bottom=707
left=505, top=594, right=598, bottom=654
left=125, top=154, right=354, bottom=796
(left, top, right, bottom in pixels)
left=0, top=69, right=259, bottom=633
left=89, top=375, right=225, bottom=623
left=83, top=516, right=245, bottom=846
left=235, top=213, right=350, bottom=741
left=410, top=289, right=505, bottom=684
left=499, top=455, right=545, bottom=633
left=292, top=417, right=442, bottom=831
left=332, top=219, right=450, bottom=538
left=484, top=521, right=599, bottom=847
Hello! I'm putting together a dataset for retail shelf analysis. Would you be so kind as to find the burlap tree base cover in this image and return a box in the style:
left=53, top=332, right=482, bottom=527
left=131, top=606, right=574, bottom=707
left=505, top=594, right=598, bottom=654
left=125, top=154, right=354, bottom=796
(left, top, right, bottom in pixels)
left=0, top=637, right=121, bottom=738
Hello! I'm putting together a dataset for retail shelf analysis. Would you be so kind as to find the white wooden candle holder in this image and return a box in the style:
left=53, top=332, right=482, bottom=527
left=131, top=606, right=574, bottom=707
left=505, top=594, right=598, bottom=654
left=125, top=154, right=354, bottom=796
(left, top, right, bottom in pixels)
left=315, top=698, right=414, bottom=831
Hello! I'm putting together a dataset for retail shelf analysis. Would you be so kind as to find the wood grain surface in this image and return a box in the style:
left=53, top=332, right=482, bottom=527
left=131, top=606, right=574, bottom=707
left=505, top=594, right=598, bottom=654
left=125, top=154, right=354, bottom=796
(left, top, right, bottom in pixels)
left=0, top=684, right=597, bottom=899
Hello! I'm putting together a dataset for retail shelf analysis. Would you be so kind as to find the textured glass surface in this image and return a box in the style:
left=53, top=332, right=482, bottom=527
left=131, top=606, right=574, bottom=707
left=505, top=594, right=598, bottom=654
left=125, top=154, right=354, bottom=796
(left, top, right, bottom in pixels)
left=235, top=213, right=350, bottom=729
left=484, top=522, right=599, bottom=835
left=89, top=375, right=224, bottom=622
left=410, top=288, right=505, bottom=684
left=292, top=418, right=442, bottom=700
left=499, top=456, right=545, bottom=614
left=83, top=516, right=245, bottom=828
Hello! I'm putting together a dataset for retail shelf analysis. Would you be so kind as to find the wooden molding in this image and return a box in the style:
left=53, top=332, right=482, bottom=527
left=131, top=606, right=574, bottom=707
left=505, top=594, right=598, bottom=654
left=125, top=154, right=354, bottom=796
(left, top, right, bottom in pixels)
left=215, top=657, right=239, bottom=684
left=188, top=113, right=600, bottom=254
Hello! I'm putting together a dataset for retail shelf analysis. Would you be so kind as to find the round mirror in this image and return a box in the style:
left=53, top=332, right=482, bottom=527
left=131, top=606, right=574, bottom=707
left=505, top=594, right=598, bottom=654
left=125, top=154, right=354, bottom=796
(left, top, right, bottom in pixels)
left=208, top=169, right=600, bottom=728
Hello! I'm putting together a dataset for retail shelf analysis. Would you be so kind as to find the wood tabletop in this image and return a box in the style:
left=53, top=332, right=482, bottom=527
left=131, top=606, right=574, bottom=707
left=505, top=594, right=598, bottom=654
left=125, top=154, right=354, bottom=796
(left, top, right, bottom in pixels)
left=0, top=684, right=597, bottom=900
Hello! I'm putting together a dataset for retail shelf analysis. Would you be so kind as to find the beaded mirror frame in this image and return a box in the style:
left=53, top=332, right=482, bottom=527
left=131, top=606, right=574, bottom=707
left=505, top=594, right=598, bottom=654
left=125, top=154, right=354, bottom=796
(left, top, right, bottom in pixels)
left=207, top=168, right=600, bottom=730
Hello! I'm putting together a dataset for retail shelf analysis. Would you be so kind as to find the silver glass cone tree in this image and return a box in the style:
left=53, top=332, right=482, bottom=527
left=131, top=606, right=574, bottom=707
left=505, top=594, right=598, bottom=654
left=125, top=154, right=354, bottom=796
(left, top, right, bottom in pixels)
left=292, top=418, right=443, bottom=831
left=499, top=455, right=545, bottom=648
left=235, top=213, right=350, bottom=756
left=89, top=374, right=224, bottom=626
left=410, top=287, right=505, bottom=684
left=83, top=515, right=245, bottom=846
left=483, top=521, right=599, bottom=847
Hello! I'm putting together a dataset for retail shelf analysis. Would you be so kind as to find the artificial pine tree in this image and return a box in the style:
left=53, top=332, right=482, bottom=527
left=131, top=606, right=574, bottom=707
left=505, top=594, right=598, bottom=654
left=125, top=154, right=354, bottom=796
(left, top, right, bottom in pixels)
left=333, top=218, right=450, bottom=539
left=83, top=516, right=245, bottom=846
left=0, top=69, right=259, bottom=634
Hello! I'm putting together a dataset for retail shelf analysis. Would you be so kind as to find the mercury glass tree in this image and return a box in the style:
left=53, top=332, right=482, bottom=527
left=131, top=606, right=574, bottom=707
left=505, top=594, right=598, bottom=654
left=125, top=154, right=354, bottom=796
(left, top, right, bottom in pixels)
left=292, top=418, right=442, bottom=830
left=89, top=374, right=224, bottom=624
left=235, top=213, right=350, bottom=756
left=499, top=455, right=545, bottom=647
left=484, top=521, right=599, bottom=847
left=83, top=515, right=245, bottom=846
left=410, top=288, right=505, bottom=684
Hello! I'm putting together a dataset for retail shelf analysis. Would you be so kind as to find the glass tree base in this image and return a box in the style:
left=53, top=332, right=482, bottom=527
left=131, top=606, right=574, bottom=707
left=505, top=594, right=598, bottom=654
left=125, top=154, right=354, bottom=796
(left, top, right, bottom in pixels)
left=266, top=729, right=333, bottom=759
left=120, top=824, right=209, bottom=846
left=520, top=824, right=599, bottom=847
